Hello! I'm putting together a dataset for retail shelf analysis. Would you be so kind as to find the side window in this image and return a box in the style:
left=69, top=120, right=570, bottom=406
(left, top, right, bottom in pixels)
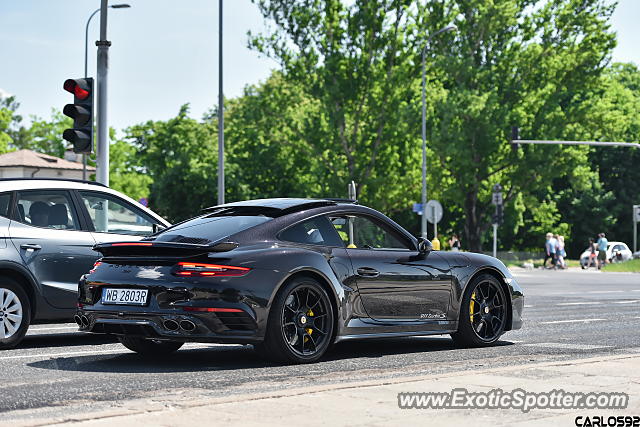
left=0, top=193, right=11, bottom=218
left=331, top=215, right=411, bottom=250
left=14, top=191, right=79, bottom=230
left=279, top=216, right=344, bottom=247
left=79, top=191, right=154, bottom=236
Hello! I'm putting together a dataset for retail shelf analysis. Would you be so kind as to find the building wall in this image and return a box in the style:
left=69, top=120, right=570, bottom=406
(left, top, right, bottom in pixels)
left=0, top=167, right=87, bottom=180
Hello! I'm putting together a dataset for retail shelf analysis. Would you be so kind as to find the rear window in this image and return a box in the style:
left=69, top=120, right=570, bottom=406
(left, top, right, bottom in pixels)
left=153, top=214, right=271, bottom=245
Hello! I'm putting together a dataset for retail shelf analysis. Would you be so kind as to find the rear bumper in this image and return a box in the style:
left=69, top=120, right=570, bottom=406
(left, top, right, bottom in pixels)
left=76, top=308, right=263, bottom=344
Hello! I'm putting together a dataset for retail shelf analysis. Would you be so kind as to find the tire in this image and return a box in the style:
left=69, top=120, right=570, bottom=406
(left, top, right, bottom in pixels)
left=118, top=336, right=183, bottom=356
left=260, top=276, right=334, bottom=364
left=451, top=274, right=508, bottom=347
left=0, top=277, right=31, bottom=350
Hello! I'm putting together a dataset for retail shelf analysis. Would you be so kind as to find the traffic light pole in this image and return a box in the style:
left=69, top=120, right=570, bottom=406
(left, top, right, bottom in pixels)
left=217, top=0, right=225, bottom=205
left=96, top=0, right=110, bottom=186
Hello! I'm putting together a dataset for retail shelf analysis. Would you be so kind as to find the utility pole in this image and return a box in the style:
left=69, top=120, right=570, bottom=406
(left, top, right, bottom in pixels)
left=217, top=0, right=225, bottom=205
left=634, top=205, right=640, bottom=254
left=96, top=0, right=110, bottom=186
left=491, top=184, right=503, bottom=258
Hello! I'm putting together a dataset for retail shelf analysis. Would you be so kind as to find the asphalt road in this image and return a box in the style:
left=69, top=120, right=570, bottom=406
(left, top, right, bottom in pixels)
left=1, top=269, right=639, bottom=422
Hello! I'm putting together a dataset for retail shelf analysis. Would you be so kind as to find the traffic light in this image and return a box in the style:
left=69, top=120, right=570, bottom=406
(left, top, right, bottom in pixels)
left=62, top=78, right=94, bottom=153
left=510, top=126, right=520, bottom=152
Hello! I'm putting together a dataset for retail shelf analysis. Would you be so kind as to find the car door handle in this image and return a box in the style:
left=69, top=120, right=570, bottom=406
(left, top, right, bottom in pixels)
left=357, top=267, right=380, bottom=277
left=20, top=244, right=42, bottom=251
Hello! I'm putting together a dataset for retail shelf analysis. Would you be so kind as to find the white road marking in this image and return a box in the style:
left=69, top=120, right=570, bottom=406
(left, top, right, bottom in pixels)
left=523, top=342, right=611, bottom=350
left=541, top=318, right=606, bottom=325
left=0, top=344, right=240, bottom=362
left=556, top=302, right=600, bottom=306
left=524, top=305, right=534, bottom=308
left=0, top=349, right=127, bottom=361
left=587, top=291, right=625, bottom=294
left=612, top=300, right=639, bottom=304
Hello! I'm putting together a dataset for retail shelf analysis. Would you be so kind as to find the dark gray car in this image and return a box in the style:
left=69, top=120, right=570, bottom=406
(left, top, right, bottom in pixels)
left=0, top=178, right=169, bottom=349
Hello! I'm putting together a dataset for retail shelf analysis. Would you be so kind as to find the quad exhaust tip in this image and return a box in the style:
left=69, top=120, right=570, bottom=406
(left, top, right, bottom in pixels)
left=74, top=315, right=82, bottom=326
left=179, top=320, right=196, bottom=332
left=163, top=319, right=179, bottom=331
left=80, top=315, right=90, bottom=328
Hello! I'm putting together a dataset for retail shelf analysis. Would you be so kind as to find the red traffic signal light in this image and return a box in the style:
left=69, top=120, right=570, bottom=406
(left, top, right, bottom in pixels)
left=63, top=77, right=94, bottom=153
left=63, top=79, right=91, bottom=100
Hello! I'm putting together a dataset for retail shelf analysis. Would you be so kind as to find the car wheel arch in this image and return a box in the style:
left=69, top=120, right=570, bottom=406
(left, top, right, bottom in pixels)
left=0, top=263, right=38, bottom=320
left=462, top=267, right=513, bottom=332
left=267, top=268, right=341, bottom=344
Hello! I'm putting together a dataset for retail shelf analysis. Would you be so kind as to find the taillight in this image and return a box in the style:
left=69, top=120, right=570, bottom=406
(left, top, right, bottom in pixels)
left=172, top=262, right=250, bottom=277
left=89, top=261, right=102, bottom=274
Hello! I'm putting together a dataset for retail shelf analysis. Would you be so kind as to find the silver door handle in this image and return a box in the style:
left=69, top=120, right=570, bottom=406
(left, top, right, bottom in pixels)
left=357, top=267, right=380, bottom=277
left=20, top=244, right=42, bottom=250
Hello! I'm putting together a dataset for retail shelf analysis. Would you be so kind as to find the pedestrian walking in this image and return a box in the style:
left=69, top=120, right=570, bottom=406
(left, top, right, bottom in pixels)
left=556, top=235, right=567, bottom=269
left=543, top=232, right=558, bottom=268
left=596, top=232, right=608, bottom=269
left=586, top=237, right=598, bottom=269
left=449, top=234, right=461, bottom=251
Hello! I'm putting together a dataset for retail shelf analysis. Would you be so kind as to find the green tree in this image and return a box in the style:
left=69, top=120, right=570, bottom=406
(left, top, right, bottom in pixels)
left=124, top=105, right=219, bottom=222
left=250, top=0, right=425, bottom=216
left=250, top=0, right=618, bottom=251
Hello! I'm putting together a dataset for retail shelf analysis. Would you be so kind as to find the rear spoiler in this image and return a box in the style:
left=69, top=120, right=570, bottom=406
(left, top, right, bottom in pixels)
left=93, top=240, right=239, bottom=257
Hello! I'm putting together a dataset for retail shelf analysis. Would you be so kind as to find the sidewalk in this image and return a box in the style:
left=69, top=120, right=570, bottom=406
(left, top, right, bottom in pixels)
left=27, top=354, right=640, bottom=426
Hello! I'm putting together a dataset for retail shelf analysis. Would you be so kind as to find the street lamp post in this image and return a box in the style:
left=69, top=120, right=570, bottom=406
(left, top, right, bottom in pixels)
left=83, top=3, right=130, bottom=181
left=421, top=24, right=457, bottom=239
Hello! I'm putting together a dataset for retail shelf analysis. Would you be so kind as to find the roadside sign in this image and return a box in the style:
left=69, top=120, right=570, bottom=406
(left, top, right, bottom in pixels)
left=634, top=205, right=640, bottom=222
left=425, top=200, right=443, bottom=224
left=492, top=192, right=503, bottom=206
left=413, top=203, right=422, bottom=214
left=138, top=197, right=148, bottom=207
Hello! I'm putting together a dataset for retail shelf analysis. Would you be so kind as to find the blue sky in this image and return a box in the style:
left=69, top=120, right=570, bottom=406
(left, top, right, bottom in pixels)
left=1, top=0, right=638, bottom=133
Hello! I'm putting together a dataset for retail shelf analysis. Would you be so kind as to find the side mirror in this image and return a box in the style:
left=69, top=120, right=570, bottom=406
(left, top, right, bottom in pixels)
left=152, top=223, right=166, bottom=234
left=417, top=237, right=432, bottom=254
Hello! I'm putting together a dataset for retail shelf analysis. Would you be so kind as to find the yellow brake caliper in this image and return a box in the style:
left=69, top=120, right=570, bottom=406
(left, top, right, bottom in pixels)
left=304, top=309, right=314, bottom=342
left=469, top=291, right=476, bottom=324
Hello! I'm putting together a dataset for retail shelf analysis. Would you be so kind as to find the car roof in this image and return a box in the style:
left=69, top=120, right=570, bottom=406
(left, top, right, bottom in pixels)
left=0, top=178, right=106, bottom=192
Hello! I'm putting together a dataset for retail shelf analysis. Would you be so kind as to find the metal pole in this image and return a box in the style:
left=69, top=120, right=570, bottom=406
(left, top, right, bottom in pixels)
left=96, top=0, right=110, bottom=186
left=419, top=25, right=456, bottom=239
left=83, top=8, right=100, bottom=182
left=420, top=49, right=427, bottom=239
left=634, top=206, right=638, bottom=254
left=432, top=205, right=437, bottom=238
left=493, top=223, right=498, bottom=258
left=217, top=0, right=225, bottom=205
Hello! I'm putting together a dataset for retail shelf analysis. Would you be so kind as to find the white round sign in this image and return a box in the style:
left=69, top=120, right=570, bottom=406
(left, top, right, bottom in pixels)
left=425, top=199, right=443, bottom=224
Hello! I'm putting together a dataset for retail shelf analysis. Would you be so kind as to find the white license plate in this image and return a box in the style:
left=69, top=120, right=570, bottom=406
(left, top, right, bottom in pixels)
left=102, top=288, right=148, bottom=305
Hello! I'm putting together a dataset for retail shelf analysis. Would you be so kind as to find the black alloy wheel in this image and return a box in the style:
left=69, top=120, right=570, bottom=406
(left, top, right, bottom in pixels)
left=258, top=277, right=334, bottom=364
left=451, top=274, right=507, bottom=347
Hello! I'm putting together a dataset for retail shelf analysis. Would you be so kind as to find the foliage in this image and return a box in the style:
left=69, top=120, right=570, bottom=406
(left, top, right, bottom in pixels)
left=123, top=105, right=219, bottom=222
left=603, top=258, right=640, bottom=273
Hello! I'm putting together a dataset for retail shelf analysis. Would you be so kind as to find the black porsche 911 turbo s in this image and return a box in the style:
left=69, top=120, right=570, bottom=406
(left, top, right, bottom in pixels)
left=76, top=198, right=523, bottom=363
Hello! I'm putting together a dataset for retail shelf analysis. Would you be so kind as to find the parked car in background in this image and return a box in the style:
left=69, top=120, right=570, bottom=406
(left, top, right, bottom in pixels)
left=0, top=178, right=170, bottom=349
left=580, top=241, right=633, bottom=268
